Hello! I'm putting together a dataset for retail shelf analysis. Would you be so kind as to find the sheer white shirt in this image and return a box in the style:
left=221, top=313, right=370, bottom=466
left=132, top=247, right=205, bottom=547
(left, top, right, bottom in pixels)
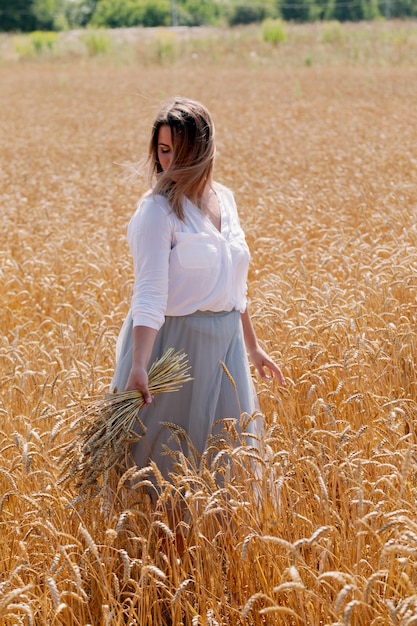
left=127, top=183, right=250, bottom=330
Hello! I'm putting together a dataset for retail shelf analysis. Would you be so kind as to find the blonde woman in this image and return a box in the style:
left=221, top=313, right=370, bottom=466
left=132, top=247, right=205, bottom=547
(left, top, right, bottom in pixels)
left=111, top=97, right=285, bottom=482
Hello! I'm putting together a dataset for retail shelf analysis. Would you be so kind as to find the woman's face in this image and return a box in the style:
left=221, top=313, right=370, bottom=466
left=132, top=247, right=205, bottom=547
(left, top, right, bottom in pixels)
left=157, top=124, right=173, bottom=172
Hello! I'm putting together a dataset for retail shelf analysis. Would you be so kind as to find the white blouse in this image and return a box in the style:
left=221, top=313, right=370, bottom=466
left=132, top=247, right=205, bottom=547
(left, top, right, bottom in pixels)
left=127, top=183, right=250, bottom=330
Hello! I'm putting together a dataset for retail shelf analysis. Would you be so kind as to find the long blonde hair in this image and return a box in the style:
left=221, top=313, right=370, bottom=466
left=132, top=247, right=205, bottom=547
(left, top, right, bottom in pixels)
left=148, top=97, right=216, bottom=221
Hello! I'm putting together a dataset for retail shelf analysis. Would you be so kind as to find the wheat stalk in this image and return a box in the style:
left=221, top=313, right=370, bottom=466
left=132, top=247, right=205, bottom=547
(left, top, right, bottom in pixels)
left=59, top=348, right=192, bottom=503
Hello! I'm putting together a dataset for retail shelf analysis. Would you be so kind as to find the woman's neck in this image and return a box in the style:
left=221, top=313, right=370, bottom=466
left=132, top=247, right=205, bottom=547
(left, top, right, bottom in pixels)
left=199, top=182, right=221, bottom=231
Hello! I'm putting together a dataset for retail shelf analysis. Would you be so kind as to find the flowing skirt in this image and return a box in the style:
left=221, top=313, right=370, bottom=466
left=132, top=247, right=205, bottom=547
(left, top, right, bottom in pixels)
left=110, top=309, right=260, bottom=480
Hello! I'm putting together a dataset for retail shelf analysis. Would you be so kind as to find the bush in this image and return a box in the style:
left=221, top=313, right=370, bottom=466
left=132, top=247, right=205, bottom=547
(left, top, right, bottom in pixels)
left=262, top=18, right=287, bottom=45
left=82, top=29, right=112, bottom=55
left=152, top=30, right=176, bottom=62
left=13, top=31, right=58, bottom=58
left=30, top=30, right=59, bottom=52
left=321, top=20, right=343, bottom=44
left=13, top=36, right=36, bottom=59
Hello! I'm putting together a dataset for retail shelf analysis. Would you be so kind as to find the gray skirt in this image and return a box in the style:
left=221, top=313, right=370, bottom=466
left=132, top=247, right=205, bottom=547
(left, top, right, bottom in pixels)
left=110, top=309, right=260, bottom=480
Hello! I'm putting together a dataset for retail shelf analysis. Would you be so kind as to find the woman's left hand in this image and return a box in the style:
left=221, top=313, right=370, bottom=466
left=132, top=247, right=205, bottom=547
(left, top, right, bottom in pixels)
left=248, top=346, right=286, bottom=386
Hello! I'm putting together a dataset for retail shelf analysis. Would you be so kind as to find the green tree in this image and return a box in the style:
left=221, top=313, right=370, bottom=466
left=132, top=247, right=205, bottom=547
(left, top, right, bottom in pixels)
left=0, top=0, right=37, bottom=31
left=363, top=0, right=381, bottom=19
left=279, top=0, right=316, bottom=22
left=0, top=0, right=96, bottom=31
left=90, top=0, right=144, bottom=27
left=65, top=0, right=99, bottom=28
left=142, top=0, right=171, bottom=26
left=227, top=0, right=277, bottom=25
left=305, top=0, right=330, bottom=20
left=90, top=0, right=171, bottom=27
left=32, top=0, right=57, bottom=29
left=380, top=0, right=417, bottom=17
left=177, top=0, right=222, bottom=26
left=329, top=0, right=381, bottom=21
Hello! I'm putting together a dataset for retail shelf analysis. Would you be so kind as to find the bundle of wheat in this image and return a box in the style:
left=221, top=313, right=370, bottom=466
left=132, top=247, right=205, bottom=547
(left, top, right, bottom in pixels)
left=59, top=348, right=192, bottom=503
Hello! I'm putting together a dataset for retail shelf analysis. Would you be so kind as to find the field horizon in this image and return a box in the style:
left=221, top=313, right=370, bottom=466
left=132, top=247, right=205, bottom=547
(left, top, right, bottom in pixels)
left=1, top=19, right=417, bottom=68
left=1, top=21, right=417, bottom=625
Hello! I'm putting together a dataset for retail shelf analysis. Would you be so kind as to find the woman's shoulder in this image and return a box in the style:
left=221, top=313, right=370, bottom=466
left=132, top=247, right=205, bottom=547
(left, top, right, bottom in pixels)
left=137, top=190, right=172, bottom=215
left=130, top=191, right=176, bottom=224
left=128, top=192, right=175, bottom=238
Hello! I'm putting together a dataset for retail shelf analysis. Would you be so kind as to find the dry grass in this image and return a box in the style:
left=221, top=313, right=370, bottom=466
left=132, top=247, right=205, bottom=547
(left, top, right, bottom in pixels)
left=1, top=21, right=417, bottom=625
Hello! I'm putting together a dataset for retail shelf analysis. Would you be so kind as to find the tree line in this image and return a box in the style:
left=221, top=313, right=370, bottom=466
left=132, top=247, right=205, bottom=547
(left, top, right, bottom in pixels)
left=1, top=0, right=416, bottom=32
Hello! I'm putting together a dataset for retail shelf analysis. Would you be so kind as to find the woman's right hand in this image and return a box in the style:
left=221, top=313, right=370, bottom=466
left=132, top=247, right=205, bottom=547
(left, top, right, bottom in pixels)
left=125, top=325, right=158, bottom=404
left=125, top=364, right=153, bottom=405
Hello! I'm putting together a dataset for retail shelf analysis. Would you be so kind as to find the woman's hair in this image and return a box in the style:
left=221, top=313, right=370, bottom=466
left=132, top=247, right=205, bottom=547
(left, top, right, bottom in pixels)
left=148, top=97, right=216, bottom=220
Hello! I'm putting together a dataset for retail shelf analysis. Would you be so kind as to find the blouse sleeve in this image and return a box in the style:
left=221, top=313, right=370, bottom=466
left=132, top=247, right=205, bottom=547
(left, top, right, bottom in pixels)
left=127, top=195, right=173, bottom=330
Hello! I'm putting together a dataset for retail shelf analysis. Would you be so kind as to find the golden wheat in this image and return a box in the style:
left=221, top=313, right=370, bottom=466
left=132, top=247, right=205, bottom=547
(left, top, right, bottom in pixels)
left=58, top=348, right=192, bottom=505
left=1, top=21, right=417, bottom=625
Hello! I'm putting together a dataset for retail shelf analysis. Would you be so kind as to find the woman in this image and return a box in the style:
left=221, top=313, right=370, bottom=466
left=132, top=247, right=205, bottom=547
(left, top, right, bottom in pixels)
left=111, top=97, right=285, bottom=482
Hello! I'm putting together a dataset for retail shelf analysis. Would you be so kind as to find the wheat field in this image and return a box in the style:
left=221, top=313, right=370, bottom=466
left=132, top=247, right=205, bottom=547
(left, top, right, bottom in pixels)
left=1, top=22, right=417, bottom=626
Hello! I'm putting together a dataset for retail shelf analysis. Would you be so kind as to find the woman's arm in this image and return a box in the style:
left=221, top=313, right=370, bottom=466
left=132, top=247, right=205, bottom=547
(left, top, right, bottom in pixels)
left=124, top=325, right=158, bottom=402
left=128, top=196, right=172, bottom=332
left=124, top=197, right=173, bottom=400
left=241, top=308, right=286, bottom=386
